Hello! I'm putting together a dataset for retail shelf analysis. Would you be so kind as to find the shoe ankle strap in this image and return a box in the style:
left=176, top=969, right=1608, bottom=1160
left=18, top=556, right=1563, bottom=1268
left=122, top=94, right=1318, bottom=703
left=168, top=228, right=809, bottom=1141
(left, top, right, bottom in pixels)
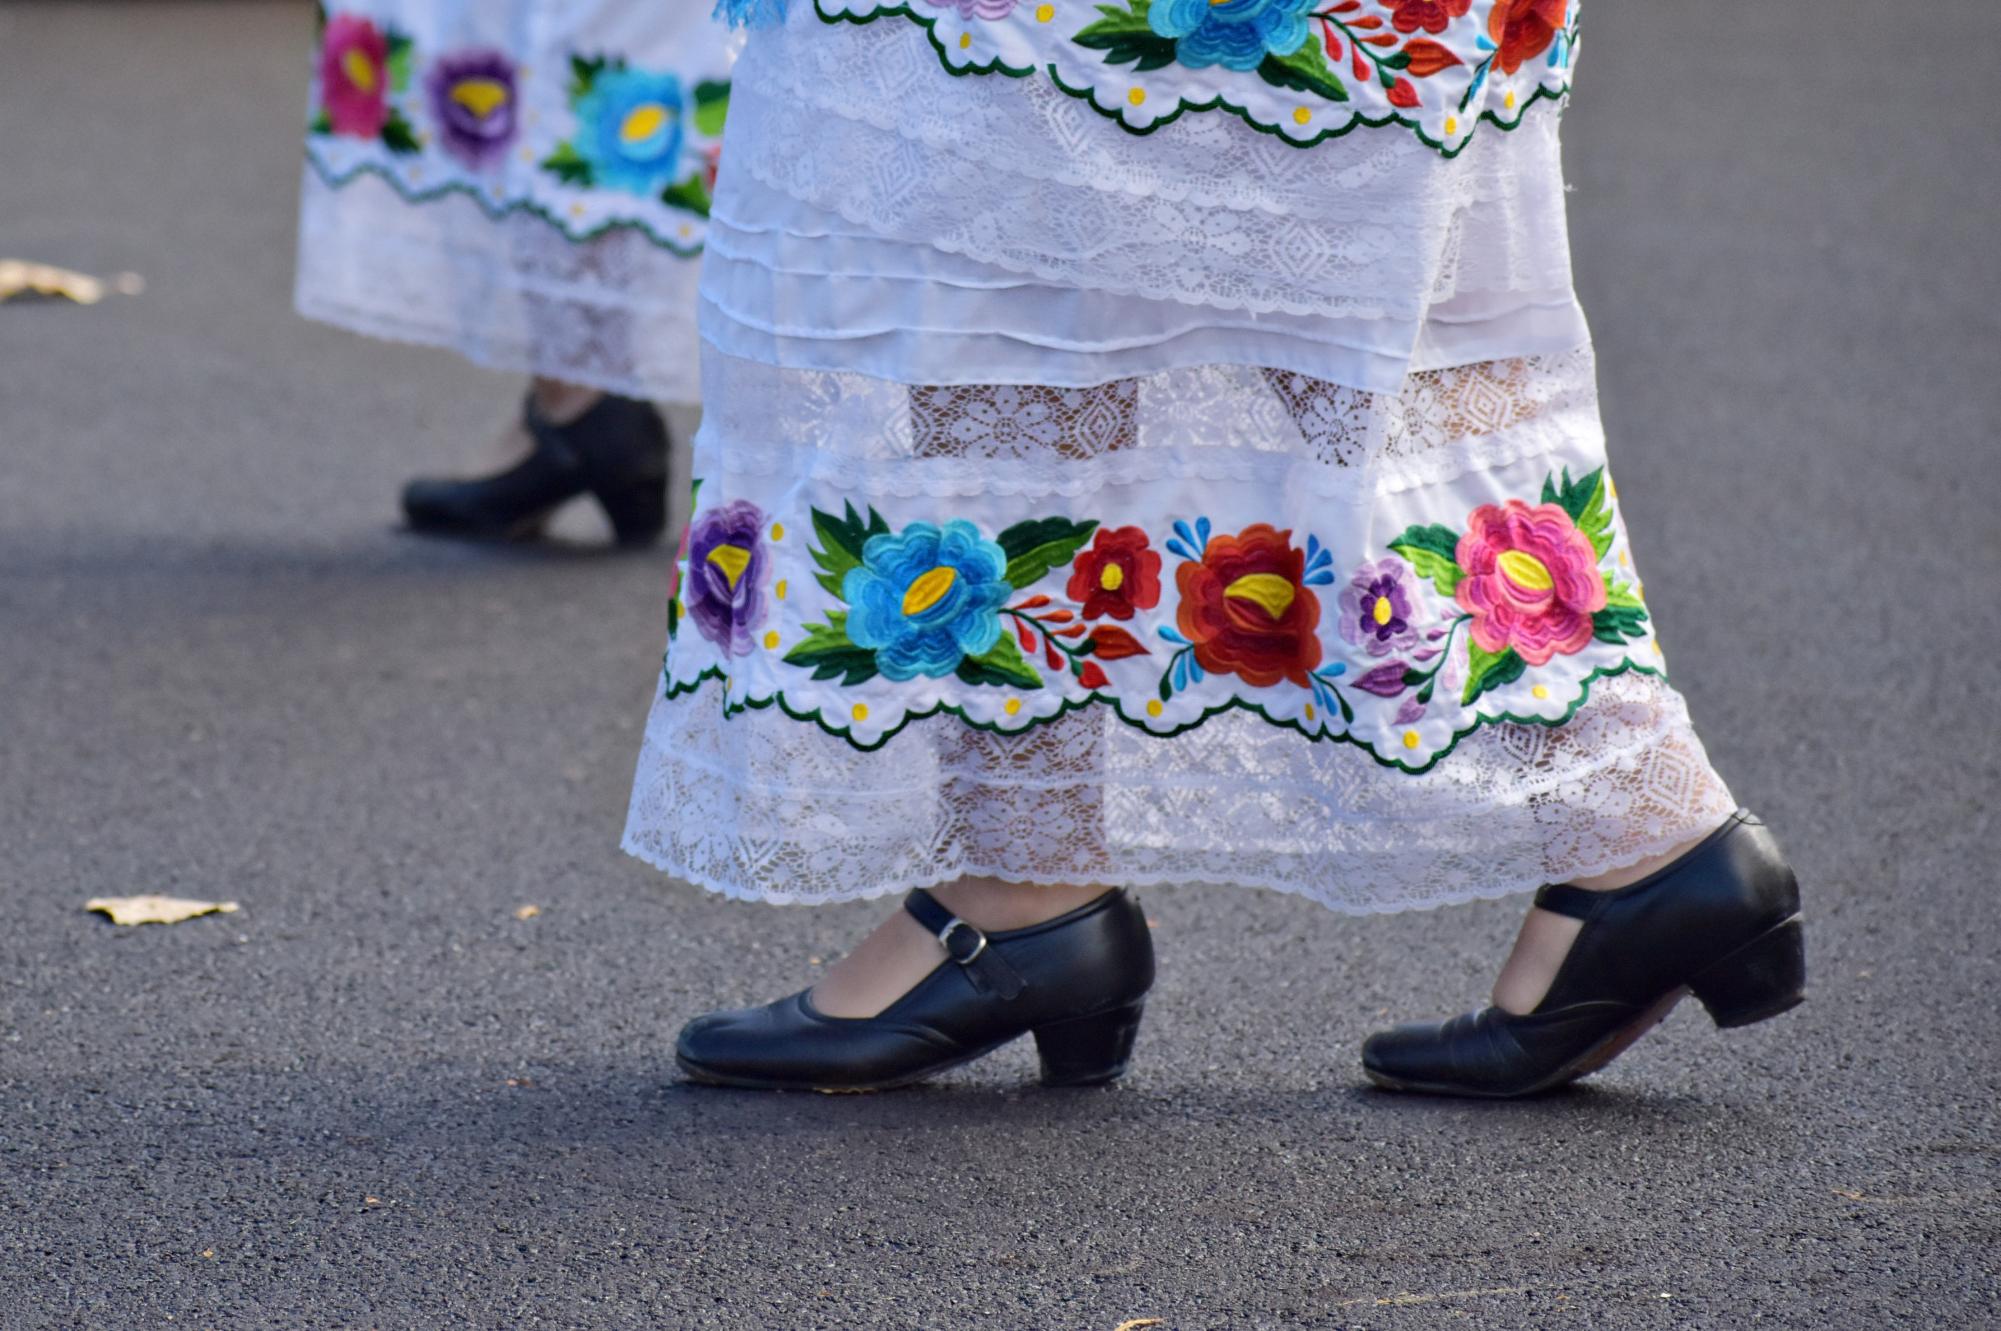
left=1532, top=883, right=1602, bottom=920
left=904, top=890, right=1026, bottom=1000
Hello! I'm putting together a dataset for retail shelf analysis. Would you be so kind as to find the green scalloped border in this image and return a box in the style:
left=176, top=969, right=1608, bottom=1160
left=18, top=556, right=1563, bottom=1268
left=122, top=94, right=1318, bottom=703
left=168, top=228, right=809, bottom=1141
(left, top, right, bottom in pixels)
left=816, top=2, right=1574, bottom=161
left=305, top=153, right=708, bottom=258
left=657, top=654, right=1665, bottom=777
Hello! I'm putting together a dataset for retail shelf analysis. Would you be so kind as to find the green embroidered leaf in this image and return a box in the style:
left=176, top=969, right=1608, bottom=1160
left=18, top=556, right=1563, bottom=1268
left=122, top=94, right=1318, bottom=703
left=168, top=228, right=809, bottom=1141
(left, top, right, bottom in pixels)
left=1074, top=4, right=1180, bottom=74
left=1257, top=36, right=1349, bottom=103
left=693, top=80, right=731, bottom=137
left=386, top=33, right=414, bottom=93
left=309, top=110, right=332, bottom=136
left=1543, top=465, right=1608, bottom=528
left=569, top=54, right=608, bottom=100
left=379, top=109, right=420, bottom=156
left=1462, top=642, right=1526, bottom=706
left=1603, top=579, right=1647, bottom=611
left=660, top=171, right=712, bottom=218
left=541, top=141, right=593, bottom=187
left=1592, top=604, right=1650, bottom=645
left=1389, top=523, right=1464, bottom=597
left=809, top=501, right=891, bottom=599
left=665, top=597, right=681, bottom=640
left=997, top=517, right=1099, bottom=591
left=955, top=634, right=1044, bottom=691
left=783, top=612, right=880, bottom=686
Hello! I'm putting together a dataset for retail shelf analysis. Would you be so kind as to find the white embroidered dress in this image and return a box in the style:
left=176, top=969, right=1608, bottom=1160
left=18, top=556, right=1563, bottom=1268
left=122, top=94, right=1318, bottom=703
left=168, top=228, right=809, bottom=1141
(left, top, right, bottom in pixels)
left=621, top=0, right=1737, bottom=911
left=294, top=2, right=738, bottom=401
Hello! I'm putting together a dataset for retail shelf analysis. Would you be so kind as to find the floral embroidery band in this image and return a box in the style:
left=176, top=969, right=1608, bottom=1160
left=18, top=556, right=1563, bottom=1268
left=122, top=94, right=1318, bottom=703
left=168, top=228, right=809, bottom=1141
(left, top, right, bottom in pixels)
left=305, top=9, right=732, bottom=253
left=818, top=0, right=1578, bottom=155
left=660, top=463, right=1663, bottom=773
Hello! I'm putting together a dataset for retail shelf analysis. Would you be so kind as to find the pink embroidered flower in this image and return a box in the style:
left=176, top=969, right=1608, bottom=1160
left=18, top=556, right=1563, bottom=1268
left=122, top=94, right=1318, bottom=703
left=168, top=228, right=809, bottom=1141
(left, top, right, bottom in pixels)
left=926, top=0, right=1019, bottom=17
left=319, top=15, right=392, bottom=139
left=1453, top=499, right=1606, bottom=666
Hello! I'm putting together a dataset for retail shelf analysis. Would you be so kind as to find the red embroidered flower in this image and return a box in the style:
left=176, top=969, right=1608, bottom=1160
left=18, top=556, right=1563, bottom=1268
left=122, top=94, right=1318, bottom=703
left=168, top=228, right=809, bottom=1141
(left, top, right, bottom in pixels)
left=319, top=15, right=392, bottom=139
left=1066, top=526, right=1162, bottom=621
left=1175, top=524, right=1323, bottom=689
left=1453, top=499, right=1606, bottom=666
left=1383, top=0, right=1470, bottom=36
left=1486, top=0, right=1568, bottom=75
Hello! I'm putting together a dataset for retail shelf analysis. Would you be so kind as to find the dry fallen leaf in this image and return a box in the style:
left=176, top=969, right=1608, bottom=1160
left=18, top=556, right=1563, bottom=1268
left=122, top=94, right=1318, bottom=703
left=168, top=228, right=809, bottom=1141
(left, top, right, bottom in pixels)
left=364, top=1196, right=380, bottom=1206
left=0, top=259, right=141, bottom=304
left=87, top=896, right=239, bottom=926
left=513, top=904, right=541, bottom=920
left=1113, top=1321, right=1163, bottom=1331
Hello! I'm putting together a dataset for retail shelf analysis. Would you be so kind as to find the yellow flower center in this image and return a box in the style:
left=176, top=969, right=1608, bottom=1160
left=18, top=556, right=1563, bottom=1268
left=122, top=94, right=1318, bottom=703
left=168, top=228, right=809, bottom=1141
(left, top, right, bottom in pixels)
left=620, top=103, right=671, bottom=147
left=1497, top=549, right=1554, bottom=592
left=1224, top=572, right=1295, bottom=621
left=705, top=543, right=751, bottom=590
left=902, top=566, right=958, bottom=617
left=1371, top=596, right=1394, bottom=626
left=449, top=78, right=509, bottom=119
left=341, top=48, right=379, bottom=95
left=1099, top=562, right=1125, bottom=592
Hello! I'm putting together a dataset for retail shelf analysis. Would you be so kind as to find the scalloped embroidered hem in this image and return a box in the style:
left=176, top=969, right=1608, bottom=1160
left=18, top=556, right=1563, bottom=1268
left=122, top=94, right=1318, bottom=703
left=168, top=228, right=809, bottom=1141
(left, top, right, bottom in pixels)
left=619, top=668, right=1738, bottom=912
left=810, top=1, right=1579, bottom=161
left=296, top=167, right=706, bottom=404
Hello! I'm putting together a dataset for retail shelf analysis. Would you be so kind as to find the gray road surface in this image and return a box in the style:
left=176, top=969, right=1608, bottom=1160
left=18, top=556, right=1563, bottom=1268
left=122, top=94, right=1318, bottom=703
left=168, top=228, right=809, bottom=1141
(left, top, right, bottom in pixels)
left=2, top=2, right=1997, bottom=1327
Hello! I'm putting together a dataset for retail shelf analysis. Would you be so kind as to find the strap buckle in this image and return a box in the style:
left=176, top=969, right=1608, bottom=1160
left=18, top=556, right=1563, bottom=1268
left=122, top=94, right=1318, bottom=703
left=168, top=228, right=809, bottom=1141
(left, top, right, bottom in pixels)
left=935, top=917, right=989, bottom=966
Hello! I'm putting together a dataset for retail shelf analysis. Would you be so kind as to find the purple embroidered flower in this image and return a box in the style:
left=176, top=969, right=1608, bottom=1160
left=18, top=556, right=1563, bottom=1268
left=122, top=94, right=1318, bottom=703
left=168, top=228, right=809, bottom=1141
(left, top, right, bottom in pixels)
left=685, top=500, right=769, bottom=655
left=426, top=48, right=518, bottom=170
left=1337, top=555, right=1421, bottom=657
left=926, top=0, right=1019, bottom=17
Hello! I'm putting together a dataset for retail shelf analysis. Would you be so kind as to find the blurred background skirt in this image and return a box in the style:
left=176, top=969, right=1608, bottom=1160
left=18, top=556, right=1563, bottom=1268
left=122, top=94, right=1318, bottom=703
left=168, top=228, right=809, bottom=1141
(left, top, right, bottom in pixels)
left=293, top=2, right=737, bottom=403
left=620, top=4, right=1738, bottom=912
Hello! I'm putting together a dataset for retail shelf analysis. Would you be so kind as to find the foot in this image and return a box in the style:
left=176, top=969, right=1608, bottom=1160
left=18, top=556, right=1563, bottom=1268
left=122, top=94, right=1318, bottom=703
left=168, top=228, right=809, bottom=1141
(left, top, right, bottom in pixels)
left=400, top=382, right=666, bottom=545
left=675, top=885, right=1156, bottom=1092
left=1488, top=832, right=1720, bottom=1015
left=1362, top=812, right=1806, bottom=1097
left=811, top=880, right=1112, bottom=1018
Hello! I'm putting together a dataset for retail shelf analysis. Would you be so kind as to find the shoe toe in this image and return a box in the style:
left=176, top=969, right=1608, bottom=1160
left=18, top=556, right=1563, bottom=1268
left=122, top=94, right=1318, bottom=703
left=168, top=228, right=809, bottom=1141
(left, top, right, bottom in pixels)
left=1360, top=1020, right=1444, bottom=1084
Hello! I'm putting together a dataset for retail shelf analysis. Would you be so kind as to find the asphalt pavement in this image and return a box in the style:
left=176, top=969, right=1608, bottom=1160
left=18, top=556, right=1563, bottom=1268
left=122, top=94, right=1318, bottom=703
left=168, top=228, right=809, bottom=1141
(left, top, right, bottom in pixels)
left=2, top=2, right=1997, bottom=1327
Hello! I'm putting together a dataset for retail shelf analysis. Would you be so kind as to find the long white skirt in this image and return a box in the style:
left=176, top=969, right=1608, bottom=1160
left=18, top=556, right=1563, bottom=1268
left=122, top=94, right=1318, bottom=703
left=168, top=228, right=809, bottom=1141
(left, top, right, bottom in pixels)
left=622, top=2, right=1736, bottom=912
left=293, top=2, right=737, bottom=401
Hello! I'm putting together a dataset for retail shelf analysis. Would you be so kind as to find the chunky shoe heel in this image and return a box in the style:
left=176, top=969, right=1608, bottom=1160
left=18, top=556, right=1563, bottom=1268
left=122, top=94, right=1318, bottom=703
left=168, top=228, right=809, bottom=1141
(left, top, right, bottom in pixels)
left=1689, top=914, right=1806, bottom=1028
left=597, top=477, right=668, bottom=548
left=1034, top=1002, right=1146, bottom=1087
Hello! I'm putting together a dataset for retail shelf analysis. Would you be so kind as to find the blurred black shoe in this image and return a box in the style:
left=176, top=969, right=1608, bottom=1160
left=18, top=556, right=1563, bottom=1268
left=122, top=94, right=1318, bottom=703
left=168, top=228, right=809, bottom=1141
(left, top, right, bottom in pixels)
left=401, top=392, right=668, bottom=546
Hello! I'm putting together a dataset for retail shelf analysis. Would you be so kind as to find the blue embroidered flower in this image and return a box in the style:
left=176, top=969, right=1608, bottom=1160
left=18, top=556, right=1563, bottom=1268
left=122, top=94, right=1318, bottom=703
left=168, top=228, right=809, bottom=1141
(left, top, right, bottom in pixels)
left=574, top=66, right=685, bottom=196
left=713, top=0, right=789, bottom=28
left=1148, top=0, right=1315, bottom=72
left=844, top=520, right=1014, bottom=681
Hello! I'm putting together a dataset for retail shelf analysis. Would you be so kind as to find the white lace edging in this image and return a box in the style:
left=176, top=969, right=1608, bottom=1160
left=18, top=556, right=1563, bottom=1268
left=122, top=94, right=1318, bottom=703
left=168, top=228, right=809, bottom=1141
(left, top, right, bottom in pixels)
left=295, top=167, right=706, bottom=403
left=621, top=671, right=1738, bottom=913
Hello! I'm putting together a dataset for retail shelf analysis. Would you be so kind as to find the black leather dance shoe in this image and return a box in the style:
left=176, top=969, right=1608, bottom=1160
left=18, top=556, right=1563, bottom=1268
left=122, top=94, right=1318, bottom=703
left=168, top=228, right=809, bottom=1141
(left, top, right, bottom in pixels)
left=676, top=889, right=1155, bottom=1092
left=401, top=391, right=668, bottom=546
left=1362, top=810, right=1805, bottom=1099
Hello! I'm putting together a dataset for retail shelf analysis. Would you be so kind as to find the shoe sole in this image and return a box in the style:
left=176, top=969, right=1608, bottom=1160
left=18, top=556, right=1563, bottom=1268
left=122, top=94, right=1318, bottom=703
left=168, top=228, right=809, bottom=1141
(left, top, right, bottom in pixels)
left=1362, top=984, right=1805, bottom=1099
left=675, top=1037, right=1014, bottom=1095
left=675, top=1001, right=1144, bottom=1094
